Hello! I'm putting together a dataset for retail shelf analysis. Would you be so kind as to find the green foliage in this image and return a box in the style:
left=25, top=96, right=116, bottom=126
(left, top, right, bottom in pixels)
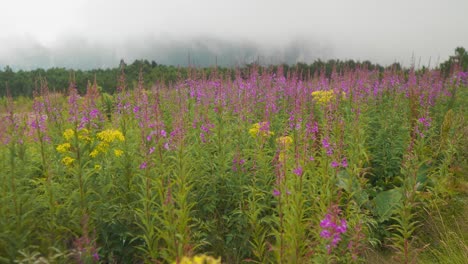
left=0, top=66, right=466, bottom=263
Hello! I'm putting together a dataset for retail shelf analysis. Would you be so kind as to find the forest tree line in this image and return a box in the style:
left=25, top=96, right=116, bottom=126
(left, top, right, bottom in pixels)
left=0, top=47, right=466, bottom=97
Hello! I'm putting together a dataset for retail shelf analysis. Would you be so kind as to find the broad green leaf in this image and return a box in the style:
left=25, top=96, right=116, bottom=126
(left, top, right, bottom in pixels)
left=374, top=188, right=402, bottom=222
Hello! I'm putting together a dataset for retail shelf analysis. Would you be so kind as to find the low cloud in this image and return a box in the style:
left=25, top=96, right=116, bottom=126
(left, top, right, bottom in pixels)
left=0, top=35, right=333, bottom=70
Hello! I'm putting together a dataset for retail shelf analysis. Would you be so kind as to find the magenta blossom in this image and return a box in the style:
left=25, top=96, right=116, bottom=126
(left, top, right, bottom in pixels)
left=341, top=157, right=348, bottom=168
left=331, top=161, right=339, bottom=168
left=293, top=166, right=303, bottom=176
left=319, top=212, right=347, bottom=254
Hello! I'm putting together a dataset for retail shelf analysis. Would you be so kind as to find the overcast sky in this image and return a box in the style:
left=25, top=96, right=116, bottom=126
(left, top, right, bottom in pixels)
left=1, top=0, right=467, bottom=69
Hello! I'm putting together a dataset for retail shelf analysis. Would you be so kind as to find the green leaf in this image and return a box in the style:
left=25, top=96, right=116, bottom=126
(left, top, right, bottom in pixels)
left=374, top=188, right=402, bottom=222
left=336, top=170, right=369, bottom=206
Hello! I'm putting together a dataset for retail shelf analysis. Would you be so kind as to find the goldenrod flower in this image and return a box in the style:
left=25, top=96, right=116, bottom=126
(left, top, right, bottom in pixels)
left=96, top=142, right=109, bottom=152
left=63, top=129, right=75, bottom=140
left=89, top=142, right=109, bottom=158
left=114, top=149, right=124, bottom=157
left=78, top=128, right=92, bottom=142
left=175, top=254, right=221, bottom=264
left=276, top=136, right=293, bottom=148
left=56, top=143, right=71, bottom=153
left=61, top=156, right=75, bottom=166
left=97, top=129, right=125, bottom=143
left=311, top=90, right=335, bottom=105
left=89, top=149, right=99, bottom=158
left=249, top=122, right=274, bottom=138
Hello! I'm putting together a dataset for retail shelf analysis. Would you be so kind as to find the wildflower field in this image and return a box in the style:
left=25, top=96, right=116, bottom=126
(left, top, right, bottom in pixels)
left=0, top=67, right=466, bottom=263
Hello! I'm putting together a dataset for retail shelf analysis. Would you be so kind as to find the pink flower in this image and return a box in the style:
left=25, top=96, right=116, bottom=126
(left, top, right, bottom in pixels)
left=320, top=229, right=332, bottom=239
left=293, top=166, right=303, bottom=176
left=272, top=189, right=281, bottom=197
left=341, top=157, right=348, bottom=168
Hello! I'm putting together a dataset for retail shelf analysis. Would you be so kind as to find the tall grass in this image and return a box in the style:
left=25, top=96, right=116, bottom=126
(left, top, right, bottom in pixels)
left=0, top=67, right=466, bottom=263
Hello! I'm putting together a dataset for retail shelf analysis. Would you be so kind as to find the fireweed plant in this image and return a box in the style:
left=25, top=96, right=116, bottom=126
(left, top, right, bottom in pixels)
left=0, top=66, right=466, bottom=263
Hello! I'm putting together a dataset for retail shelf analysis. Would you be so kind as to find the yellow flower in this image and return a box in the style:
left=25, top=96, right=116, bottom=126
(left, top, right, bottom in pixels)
left=175, top=254, right=221, bottom=264
left=248, top=123, right=260, bottom=137
left=89, top=142, right=109, bottom=157
left=97, top=129, right=125, bottom=143
left=78, top=128, right=92, bottom=142
left=89, top=149, right=99, bottom=158
left=276, top=136, right=293, bottom=148
left=114, top=149, right=124, bottom=157
left=61, top=156, right=75, bottom=166
left=63, top=129, right=75, bottom=140
left=56, top=143, right=71, bottom=153
left=249, top=122, right=274, bottom=138
left=311, top=90, right=335, bottom=105
left=94, top=164, right=101, bottom=170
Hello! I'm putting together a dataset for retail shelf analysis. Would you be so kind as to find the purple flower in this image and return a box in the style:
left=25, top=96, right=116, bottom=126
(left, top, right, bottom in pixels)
left=331, top=161, right=339, bottom=168
left=331, top=234, right=342, bottom=246
left=341, top=157, right=348, bottom=168
left=322, top=138, right=330, bottom=149
left=149, top=147, right=155, bottom=155
left=336, top=219, right=347, bottom=233
left=319, top=212, right=347, bottom=253
left=160, top=129, right=167, bottom=137
left=293, top=166, right=303, bottom=176
left=133, top=106, right=140, bottom=113
left=418, top=117, right=431, bottom=128
left=272, top=189, right=281, bottom=197
left=93, top=252, right=99, bottom=261
left=320, top=229, right=332, bottom=239
left=139, top=162, right=147, bottom=169
left=320, top=214, right=333, bottom=228
left=89, top=108, right=99, bottom=118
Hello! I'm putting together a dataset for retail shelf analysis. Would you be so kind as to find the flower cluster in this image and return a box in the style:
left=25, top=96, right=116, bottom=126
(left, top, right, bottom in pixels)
left=331, top=157, right=348, bottom=168
left=61, top=156, right=75, bottom=166
left=276, top=135, right=293, bottom=148
left=91, top=129, right=125, bottom=158
left=96, top=129, right=125, bottom=143
left=322, top=137, right=334, bottom=156
left=173, top=254, right=221, bottom=264
left=311, top=90, right=335, bottom=105
left=249, top=122, right=274, bottom=138
left=319, top=213, right=347, bottom=254
left=62, top=128, right=92, bottom=142
left=57, top=128, right=125, bottom=167
left=57, top=128, right=92, bottom=166
left=56, top=142, right=71, bottom=153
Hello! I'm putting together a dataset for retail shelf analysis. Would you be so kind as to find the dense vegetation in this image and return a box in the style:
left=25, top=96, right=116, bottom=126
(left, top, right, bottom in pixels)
left=1, top=47, right=466, bottom=98
left=0, top=60, right=466, bottom=263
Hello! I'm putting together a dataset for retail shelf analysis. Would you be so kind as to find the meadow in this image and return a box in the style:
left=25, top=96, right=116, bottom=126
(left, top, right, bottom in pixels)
left=0, top=67, right=466, bottom=263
